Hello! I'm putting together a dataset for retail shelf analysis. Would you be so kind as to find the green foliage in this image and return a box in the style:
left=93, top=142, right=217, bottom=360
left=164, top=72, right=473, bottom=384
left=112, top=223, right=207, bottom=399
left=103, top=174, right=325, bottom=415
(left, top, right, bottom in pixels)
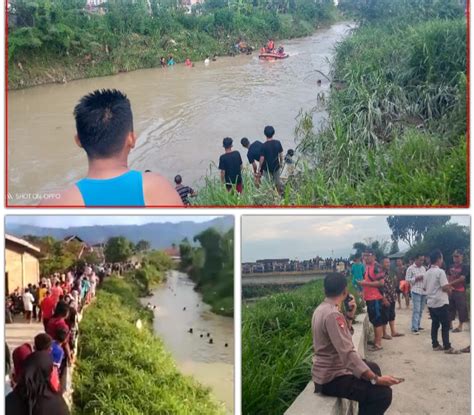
left=82, top=251, right=101, bottom=266
left=104, top=236, right=134, bottom=263
left=23, top=235, right=84, bottom=276
left=405, top=223, right=470, bottom=266
left=135, top=240, right=151, bottom=253
left=242, top=281, right=325, bottom=414
left=130, top=250, right=173, bottom=294
left=387, top=216, right=451, bottom=247
left=339, top=0, right=464, bottom=24
left=8, top=0, right=337, bottom=88
left=73, top=277, right=224, bottom=414
left=352, top=240, right=389, bottom=262
left=179, top=228, right=234, bottom=316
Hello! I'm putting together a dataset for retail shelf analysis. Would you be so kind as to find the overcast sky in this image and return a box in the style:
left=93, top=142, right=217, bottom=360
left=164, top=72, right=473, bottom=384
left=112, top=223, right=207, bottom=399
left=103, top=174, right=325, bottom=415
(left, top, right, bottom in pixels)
left=242, top=216, right=470, bottom=262
left=6, top=216, right=222, bottom=228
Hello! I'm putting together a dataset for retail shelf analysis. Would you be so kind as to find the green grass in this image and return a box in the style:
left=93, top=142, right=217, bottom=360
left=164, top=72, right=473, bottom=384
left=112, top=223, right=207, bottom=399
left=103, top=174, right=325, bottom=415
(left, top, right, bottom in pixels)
left=72, top=277, right=225, bottom=415
left=242, top=281, right=323, bottom=415
left=242, top=279, right=362, bottom=414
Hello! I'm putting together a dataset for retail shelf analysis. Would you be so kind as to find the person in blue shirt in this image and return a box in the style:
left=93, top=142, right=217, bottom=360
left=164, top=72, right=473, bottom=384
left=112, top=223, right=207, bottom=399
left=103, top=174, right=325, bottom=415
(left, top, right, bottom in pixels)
left=351, top=254, right=365, bottom=295
left=40, top=89, right=182, bottom=207
left=51, top=328, right=67, bottom=370
left=167, top=55, right=175, bottom=66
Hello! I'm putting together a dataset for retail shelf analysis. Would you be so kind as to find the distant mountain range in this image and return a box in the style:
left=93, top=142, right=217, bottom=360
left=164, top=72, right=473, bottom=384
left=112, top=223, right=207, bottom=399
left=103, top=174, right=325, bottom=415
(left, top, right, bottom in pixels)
left=6, top=217, right=234, bottom=249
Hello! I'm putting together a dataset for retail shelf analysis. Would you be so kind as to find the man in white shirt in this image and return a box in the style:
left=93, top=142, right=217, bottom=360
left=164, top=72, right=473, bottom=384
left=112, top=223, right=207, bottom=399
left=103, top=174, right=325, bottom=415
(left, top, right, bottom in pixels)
left=22, top=288, right=35, bottom=324
left=405, top=254, right=427, bottom=334
left=423, top=249, right=459, bottom=354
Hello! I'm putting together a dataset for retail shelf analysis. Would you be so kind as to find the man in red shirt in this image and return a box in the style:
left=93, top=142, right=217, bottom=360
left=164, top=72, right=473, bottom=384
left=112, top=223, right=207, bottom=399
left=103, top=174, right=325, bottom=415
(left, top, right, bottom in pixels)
left=358, top=249, right=386, bottom=351
left=51, top=281, right=63, bottom=302
left=40, top=290, right=57, bottom=331
left=447, top=249, right=470, bottom=332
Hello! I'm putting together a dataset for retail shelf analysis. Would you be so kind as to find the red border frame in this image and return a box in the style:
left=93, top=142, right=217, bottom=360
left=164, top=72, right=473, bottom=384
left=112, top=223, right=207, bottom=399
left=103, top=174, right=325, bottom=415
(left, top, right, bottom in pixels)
left=3, top=2, right=471, bottom=209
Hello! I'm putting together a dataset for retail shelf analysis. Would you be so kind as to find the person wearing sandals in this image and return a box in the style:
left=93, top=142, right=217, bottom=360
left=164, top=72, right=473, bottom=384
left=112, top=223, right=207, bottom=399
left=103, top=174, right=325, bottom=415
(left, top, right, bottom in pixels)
left=381, top=257, right=404, bottom=340
left=447, top=249, right=470, bottom=333
left=406, top=254, right=427, bottom=335
left=424, top=249, right=460, bottom=355
left=358, top=249, right=386, bottom=351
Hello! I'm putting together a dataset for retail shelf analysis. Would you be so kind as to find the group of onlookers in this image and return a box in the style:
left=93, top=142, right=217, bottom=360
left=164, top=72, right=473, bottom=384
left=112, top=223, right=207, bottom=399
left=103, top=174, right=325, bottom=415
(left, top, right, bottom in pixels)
left=218, top=125, right=295, bottom=195
left=311, top=248, right=470, bottom=415
left=4, top=264, right=105, bottom=415
left=352, top=248, right=470, bottom=354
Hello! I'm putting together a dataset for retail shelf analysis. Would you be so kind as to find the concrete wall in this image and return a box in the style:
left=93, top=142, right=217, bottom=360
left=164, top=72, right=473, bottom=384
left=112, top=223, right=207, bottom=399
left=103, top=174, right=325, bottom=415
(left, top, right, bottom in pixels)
left=5, top=242, right=40, bottom=294
left=284, top=313, right=369, bottom=415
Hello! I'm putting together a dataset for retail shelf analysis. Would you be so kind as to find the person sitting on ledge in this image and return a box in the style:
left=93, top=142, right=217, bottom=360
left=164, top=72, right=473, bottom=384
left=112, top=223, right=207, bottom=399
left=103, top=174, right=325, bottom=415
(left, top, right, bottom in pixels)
left=40, top=89, right=182, bottom=207
left=312, top=272, right=402, bottom=415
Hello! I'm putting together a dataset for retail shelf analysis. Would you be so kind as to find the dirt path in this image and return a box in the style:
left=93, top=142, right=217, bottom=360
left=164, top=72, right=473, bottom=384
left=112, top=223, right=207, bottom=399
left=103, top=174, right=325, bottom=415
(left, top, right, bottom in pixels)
left=6, top=319, right=43, bottom=350
left=366, top=306, right=470, bottom=415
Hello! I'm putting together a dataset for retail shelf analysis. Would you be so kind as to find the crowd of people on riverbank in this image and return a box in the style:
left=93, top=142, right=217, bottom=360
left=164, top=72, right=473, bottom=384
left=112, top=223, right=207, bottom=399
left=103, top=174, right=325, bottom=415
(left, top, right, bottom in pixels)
left=350, top=248, right=470, bottom=353
left=4, top=263, right=112, bottom=415
left=312, top=247, right=471, bottom=414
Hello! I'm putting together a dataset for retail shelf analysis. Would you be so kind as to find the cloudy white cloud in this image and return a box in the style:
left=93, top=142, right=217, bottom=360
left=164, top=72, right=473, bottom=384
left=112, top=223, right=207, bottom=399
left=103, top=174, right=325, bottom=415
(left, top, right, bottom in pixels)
left=242, top=215, right=470, bottom=262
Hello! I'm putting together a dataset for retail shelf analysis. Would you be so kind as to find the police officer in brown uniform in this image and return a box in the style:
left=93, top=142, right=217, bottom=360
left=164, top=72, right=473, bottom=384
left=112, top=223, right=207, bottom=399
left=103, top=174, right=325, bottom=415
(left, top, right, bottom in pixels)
left=312, top=273, right=402, bottom=415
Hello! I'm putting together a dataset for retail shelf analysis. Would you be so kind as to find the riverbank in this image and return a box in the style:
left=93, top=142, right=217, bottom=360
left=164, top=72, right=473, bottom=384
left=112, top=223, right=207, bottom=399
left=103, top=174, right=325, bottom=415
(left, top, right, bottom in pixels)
left=72, top=277, right=225, bottom=414
left=243, top=270, right=326, bottom=278
left=8, top=2, right=338, bottom=90
left=195, top=2, right=467, bottom=207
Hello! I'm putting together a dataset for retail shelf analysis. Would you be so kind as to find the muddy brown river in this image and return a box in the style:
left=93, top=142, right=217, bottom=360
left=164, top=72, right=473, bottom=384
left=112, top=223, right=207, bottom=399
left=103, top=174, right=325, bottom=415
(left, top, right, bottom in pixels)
left=8, top=22, right=353, bottom=205
left=143, top=270, right=234, bottom=413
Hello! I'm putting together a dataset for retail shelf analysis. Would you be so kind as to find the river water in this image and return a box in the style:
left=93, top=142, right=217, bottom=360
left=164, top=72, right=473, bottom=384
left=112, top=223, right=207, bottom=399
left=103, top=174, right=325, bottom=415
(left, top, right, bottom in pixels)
left=143, top=270, right=234, bottom=413
left=8, top=22, right=354, bottom=204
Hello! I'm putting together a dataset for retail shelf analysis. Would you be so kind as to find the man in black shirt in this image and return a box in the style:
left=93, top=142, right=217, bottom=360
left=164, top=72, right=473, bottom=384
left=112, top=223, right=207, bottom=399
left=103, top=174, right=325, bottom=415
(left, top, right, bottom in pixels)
left=241, top=137, right=263, bottom=175
left=259, top=125, right=284, bottom=194
left=174, top=175, right=196, bottom=205
left=218, top=137, right=243, bottom=193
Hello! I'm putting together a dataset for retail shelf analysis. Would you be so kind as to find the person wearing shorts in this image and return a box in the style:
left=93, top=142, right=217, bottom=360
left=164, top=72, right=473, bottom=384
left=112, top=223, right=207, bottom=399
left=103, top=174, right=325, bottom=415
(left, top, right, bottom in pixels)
left=358, top=249, right=386, bottom=351
left=447, top=249, right=469, bottom=332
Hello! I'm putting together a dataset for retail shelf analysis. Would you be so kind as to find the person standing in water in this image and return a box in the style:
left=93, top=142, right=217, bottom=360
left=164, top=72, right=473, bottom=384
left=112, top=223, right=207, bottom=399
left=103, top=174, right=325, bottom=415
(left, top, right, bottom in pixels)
left=41, top=89, right=182, bottom=207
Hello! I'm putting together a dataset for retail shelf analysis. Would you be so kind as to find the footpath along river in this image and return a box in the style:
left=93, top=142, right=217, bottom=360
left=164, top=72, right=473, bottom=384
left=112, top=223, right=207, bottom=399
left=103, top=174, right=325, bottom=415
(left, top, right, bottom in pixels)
left=8, top=22, right=354, bottom=204
left=143, top=270, right=234, bottom=413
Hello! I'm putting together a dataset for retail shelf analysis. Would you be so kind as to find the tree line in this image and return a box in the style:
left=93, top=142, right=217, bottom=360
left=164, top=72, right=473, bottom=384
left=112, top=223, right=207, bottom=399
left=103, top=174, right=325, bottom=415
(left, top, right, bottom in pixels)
left=351, top=216, right=470, bottom=266
left=179, top=227, right=234, bottom=315
left=8, top=0, right=337, bottom=65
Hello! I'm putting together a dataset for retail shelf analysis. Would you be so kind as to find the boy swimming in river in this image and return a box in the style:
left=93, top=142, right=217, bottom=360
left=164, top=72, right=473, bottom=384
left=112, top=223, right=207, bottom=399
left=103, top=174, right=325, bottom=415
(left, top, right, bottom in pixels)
left=40, top=89, right=182, bottom=207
